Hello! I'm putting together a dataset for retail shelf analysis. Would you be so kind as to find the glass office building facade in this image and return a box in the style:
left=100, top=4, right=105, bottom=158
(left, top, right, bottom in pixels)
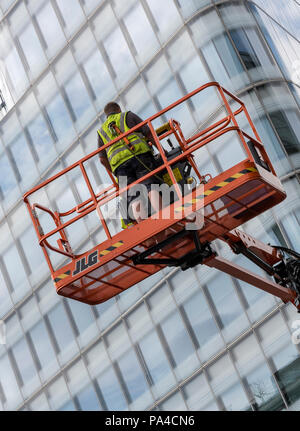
left=0, top=0, right=299, bottom=411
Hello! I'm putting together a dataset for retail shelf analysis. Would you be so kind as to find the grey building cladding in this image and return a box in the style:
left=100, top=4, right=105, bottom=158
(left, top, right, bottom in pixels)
left=0, top=0, right=299, bottom=411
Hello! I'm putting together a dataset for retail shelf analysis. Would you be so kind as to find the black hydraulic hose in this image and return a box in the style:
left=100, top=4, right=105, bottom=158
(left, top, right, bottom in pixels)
left=272, top=246, right=300, bottom=260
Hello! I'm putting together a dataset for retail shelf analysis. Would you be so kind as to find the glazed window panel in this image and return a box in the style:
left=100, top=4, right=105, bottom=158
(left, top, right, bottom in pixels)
left=81, top=49, right=116, bottom=109
left=160, top=391, right=187, bottom=411
left=183, top=373, right=218, bottom=411
left=8, top=132, right=39, bottom=192
left=207, top=354, right=250, bottom=411
left=11, top=337, right=40, bottom=398
left=94, top=297, right=120, bottom=330
left=205, top=273, right=249, bottom=342
left=2, top=243, right=31, bottom=303
left=66, top=359, right=101, bottom=410
left=233, top=254, right=277, bottom=323
left=66, top=299, right=98, bottom=348
left=167, top=30, right=211, bottom=124
left=274, top=354, right=300, bottom=408
left=219, top=3, right=280, bottom=82
left=245, top=28, right=276, bottom=70
left=9, top=2, right=48, bottom=81
left=122, top=78, right=156, bottom=119
left=280, top=211, right=300, bottom=252
left=230, top=28, right=260, bottom=70
left=122, top=2, right=160, bottom=66
left=251, top=4, right=300, bottom=82
left=72, top=27, right=116, bottom=111
left=47, top=376, right=72, bottom=410
left=257, top=313, right=299, bottom=372
left=80, top=0, right=103, bottom=16
left=117, top=285, right=142, bottom=313
left=29, top=393, right=50, bottom=411
left=54, top=50, right=96, bottom=133
left=93, top=3, right=138, bottom=90
left=145, top=0, right=182, bottom=43
left=176, top=0, right=212, bottom=19
left=138, top=329, right=176, bottom=398
left=212, top=34, right=249, bottom=89
left=182, top=289, right=225, bottom=362
left=26, top=113, right=57, bottom=173
left=28, top=320, right=60, bottom=382
left=18, top=224, right=48, bottom=285
left=45, top=92, right=76, bottom=151
left=268, top=109, right=300, bottom=168
left=202, top=41, right=232, bottom=88
left=190, top=10, right=249, bottom=90
left=103, top=26, right=138, bottom=90
left=0, top=267, right=13, bottom=318
left=254, top=115, right=291, bottom=176
left=252, top=0, right=300, bottom=40
left=0, top=0, right=15, bottom=12
left=76, top=383, right=101, bottom=411
left=63, top=71, right=96, bottom=132
left=0, top=25, right=29, bottom=100
left=117, top=349, right=153, bottom=410
left=59, top=400, right=76, bottom=411
left=96, top=367, right=128, bottom=411
left=248, top=363, right=286, bottom=410
left=46, top=302, right=79, bottom=365
left=0, top=353, right=23, bottom=410
left=145, top=55, right=195, bottom=135
left=160, top=309, right=200, bottom=381
left=169, top=267, right=199, bottom=304
left=0, top=151, right=20, bottom=211
left=27, top=0, right=66, bottom=59
left=148, top=283, right=177, bottom=323
left=233, top=334, right=285, bottom=411
left=148, top=287, right=199, bottom=381
left=55, top=0, right=86, bottom=38
left=139, top=271, right=162, bottom=294
left=36, top=72, right=77, bottom=152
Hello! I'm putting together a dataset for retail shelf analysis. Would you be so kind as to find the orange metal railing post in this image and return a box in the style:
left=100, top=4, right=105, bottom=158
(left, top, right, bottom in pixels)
left=217, top=84, right=254, bottom=162
left=79, top=162, right=111, bottom=239
left=148, top=121, right=183, bottom=199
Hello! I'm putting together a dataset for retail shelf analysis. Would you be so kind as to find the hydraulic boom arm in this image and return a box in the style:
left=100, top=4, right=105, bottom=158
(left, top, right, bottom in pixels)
left=206, top=229, right=300, bottom=310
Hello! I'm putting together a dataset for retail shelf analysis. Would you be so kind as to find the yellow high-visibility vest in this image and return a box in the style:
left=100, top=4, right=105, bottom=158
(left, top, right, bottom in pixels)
left=98, top=112, right=151, bottom=172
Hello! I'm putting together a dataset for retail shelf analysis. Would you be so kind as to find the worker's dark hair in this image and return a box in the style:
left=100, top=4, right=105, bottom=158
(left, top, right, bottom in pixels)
left=104, top=102, right=121, bottom=116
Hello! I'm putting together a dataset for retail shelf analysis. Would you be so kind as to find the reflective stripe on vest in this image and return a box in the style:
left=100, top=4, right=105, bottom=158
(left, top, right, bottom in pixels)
left=98, top=112, right=151, bottom=172
left=107, top=136, right=145, bottom=162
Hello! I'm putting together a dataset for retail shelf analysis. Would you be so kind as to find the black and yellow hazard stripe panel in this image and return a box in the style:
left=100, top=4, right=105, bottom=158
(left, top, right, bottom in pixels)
left=99, top=241, right=124, bottom=256
left=175, top=167, right=258, bottom=213
left=54, top=270, right=71, bottom=283
left=54, top=241, right=125, bottom=284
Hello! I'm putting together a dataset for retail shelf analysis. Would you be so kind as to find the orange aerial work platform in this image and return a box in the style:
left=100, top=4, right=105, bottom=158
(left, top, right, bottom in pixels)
left=23, top=82, right=300, bottom=310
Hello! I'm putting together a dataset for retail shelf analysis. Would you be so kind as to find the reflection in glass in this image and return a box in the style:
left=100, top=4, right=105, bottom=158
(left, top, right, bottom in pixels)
left=97, top=367, right=128, bottom=411
left=76, top=384, right=101, bottom=411
left=46, top=303, right=78, bottom=364
left=117, top=349, right=153, bottom=409
left=138, top=329, right=176, bottom=398
left=29, top=320, right=60, bottom=382
left=160, top=310, right=200, bottom=380
left=205, top=273, right=248, bottom=342
left=11, top=337, right=40, bottom=397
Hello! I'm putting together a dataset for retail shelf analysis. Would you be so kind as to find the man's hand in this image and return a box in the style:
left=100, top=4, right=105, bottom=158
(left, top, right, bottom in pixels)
left=146, top=132, right=157, bottom=148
